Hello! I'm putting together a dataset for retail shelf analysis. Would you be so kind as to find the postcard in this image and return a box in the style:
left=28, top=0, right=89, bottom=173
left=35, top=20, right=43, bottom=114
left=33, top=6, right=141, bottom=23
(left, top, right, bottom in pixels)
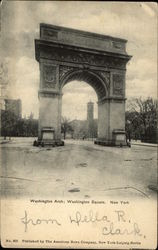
left=0, top=1, right=157, bottom=249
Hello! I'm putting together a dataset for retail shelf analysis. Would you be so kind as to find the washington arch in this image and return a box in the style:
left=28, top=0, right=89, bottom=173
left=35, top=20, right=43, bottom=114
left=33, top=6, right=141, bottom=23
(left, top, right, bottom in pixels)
left=35, top=23, right=131, bottom=146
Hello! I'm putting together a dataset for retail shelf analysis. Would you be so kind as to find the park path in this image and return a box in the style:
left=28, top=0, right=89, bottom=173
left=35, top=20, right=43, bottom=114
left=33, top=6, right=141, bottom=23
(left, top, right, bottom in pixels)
left=0, top=138, right=157, bottom=200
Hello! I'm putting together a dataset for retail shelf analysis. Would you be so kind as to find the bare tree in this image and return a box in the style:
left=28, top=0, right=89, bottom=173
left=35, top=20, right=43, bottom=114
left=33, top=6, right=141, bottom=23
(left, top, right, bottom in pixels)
left=126, top=97, right=157, bottom=143
left=61, top=117, right=73, bottom=139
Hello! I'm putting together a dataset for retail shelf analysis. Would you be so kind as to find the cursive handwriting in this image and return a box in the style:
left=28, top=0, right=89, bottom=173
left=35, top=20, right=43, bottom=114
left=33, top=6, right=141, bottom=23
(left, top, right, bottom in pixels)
left=102, top=222, right=142, bottom=236
left=69, top=210, right=110, bottom=226
left=21, top=210, right=61, bottom=232
left=20, top=209, right=144, bottom=238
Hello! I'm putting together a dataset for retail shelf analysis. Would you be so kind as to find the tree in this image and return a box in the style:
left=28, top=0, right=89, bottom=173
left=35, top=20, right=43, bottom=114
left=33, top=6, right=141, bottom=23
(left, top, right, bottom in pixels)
left=0, top=110, right=38, bottom=137
left=61, top=117, right=73, bottom=139
left=126, top=97, right=157, bottom=143
left=0, top=110, right=17, bottom=137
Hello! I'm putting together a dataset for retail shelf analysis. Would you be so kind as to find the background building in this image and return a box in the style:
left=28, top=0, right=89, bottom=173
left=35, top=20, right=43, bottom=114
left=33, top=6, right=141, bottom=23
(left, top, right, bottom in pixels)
left=87, top=101, right=97, bottom=139
left=87, top=101, right=94, bottom=121
left=64, top=102, right=98, bottom=140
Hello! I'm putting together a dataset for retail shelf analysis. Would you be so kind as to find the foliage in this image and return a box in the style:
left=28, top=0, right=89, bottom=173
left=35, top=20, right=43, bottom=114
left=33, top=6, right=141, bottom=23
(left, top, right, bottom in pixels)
left=69, top=119, right=97, bottom=139
left=125, top=97, right=157, bottom=143
left=61, top=117, right=74, bottom=139
left=0, top=110, right=38, bottom=137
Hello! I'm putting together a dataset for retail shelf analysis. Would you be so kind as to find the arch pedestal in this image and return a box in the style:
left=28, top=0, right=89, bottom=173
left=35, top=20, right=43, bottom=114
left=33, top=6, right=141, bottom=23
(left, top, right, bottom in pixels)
left=97, top=98, right=126, bottom=146
left=38, top=92, right=62, bottom=141
left=35, top=24, right=131, bottom=146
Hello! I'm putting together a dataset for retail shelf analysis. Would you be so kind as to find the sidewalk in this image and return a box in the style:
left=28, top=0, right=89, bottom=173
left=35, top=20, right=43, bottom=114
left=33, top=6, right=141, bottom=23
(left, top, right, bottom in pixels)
left=131, top=140, right=157, bottom=148
left=0, top=137, right=157, bottom=147
left=0, top=139, right=11, bottom=144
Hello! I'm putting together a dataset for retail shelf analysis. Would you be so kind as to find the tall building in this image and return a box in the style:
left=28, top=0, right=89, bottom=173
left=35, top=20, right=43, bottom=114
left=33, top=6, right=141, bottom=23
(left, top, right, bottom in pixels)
left=87, top=101, right=97, bottom=138
left=87, top=101, right=94, bottom=122
left=5, top=99, right=22, bottom=118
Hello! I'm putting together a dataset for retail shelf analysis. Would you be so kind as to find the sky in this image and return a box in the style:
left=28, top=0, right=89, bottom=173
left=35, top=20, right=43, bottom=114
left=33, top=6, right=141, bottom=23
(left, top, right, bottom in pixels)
left=1, top=1, right=157, bottom=119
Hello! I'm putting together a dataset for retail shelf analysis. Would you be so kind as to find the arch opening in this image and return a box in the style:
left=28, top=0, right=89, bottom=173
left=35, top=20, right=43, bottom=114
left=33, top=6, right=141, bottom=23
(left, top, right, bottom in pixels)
left=62, top=80, right=98, bottom=140
left=62, top=80, right=98, bottom=120
left=60, top=69, right=108, bottom=102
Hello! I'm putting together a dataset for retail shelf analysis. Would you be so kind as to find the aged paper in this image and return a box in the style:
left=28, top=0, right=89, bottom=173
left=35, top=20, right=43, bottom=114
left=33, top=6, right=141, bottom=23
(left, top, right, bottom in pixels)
left=0, top=1, right=157, bottom=249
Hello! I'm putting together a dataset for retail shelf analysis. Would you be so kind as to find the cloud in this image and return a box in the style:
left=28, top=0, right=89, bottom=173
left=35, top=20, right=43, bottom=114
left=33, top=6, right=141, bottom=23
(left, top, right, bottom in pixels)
left=62, top=81, right=97, bottom=94
left=62, top=81, right=97, bottom=120
left=126, top=78, right=157, bottom=99
left=1, top=1, right=157, bottom=119
left=127, top=57, right=157, bottom=81
left=5, top=56, right=39, bottom=117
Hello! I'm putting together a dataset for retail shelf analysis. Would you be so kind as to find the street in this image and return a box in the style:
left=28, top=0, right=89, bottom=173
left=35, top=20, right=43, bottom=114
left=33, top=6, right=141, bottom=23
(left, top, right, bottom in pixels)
left=0, top=137, right=157, bottom=200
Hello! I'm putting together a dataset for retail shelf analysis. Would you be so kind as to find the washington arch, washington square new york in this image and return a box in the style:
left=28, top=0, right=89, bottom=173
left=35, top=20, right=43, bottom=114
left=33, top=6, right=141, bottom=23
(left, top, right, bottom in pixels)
left=35, top=23, right=131, bottom=147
